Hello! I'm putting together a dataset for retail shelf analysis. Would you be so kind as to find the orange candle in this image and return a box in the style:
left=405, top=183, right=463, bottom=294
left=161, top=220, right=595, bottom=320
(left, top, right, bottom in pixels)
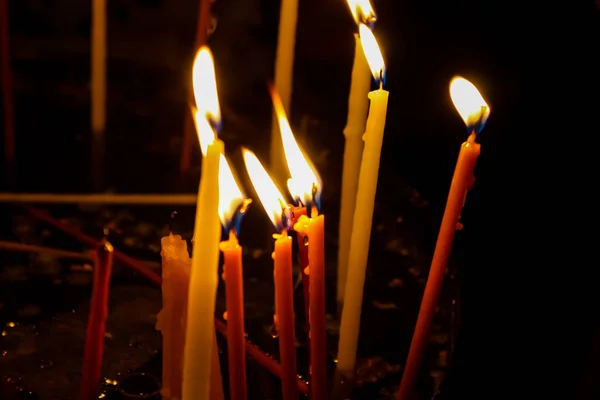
left=156, top=233, right=190, bottom=399
left=290, top=206, right=310, bottom=328
left=294, top=209, right=327, bottom=400
left=220, top=232, right=247, bottom=400
left=397, top=77, right=489, bottom=400
left=273, top=231, right=298, bottom=400
left=243, top=149, right=298, bottom=400
left=80, top=239, right=114, bottom=400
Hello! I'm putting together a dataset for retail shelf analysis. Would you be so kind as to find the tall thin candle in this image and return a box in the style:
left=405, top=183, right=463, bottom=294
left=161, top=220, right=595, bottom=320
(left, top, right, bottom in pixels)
left=271, top=86, right=326, bottom=400
left=80, top=239, right=114, bottom=400
left=218, top=160, right=250, bottom=400
left=396, top=77, right=489, bottom=400
left=243, top=149, right=298, bottom=400
left=338, top=0, right=377, bottom=315
left=337, top=24, right=389, bottom=385
left=270, top=0, right=299, bottom=179
left=182, top=48, right=224, bottom=400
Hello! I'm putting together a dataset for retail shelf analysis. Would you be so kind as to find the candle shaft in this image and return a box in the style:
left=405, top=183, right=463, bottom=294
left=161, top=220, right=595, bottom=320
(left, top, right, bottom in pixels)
left=80, top=240, right=114, bottom=400
left=337, top=89, right=389, bottom=379
left=157, top=235, right=190, bottom=399
left=274, top=234, right=298, bottom=400
left=183, top=140, right=222, bottom=399
left=396, top=134, right=480, bottom=400
left=308, top=215, right=327, bottom=400
left=210, top=330, right=225, bottom=400
left=338, top=34, right=372, bottom=314
left=91, top=0, right=106, bottom=134
left=291, top=206, right=310, bottom=329
left=221, top=237, right=247, bottom=400
left=270, top=0, right=298, bottom=178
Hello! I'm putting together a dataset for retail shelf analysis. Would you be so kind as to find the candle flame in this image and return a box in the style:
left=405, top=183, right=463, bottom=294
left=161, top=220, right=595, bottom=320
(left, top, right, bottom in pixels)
left=359, top=24, right=386, bottom=84
left=346, top=0, right=377, bottom=26
left=270, top=87, right=322, bottom=208
left=450, top=77, right=490, bottom=134
left=242, top=149, right=289, bottom=231
left=192, top=108, right=247, bottom=232
left=192, top=47, right=221, bottom=131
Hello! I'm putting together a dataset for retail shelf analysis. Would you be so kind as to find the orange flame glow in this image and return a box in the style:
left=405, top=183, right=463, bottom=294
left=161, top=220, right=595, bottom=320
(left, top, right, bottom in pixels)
left=346, top=0, right=376, bottom=25
left=192, top=47, right=221, bottom=129
left=449, top=77, right=490, bottom=134
left=359, top=24, right=385, bottom=84
left=270, top=87, right=322, bottom=207
left=242, top=149, right=288, bottom=230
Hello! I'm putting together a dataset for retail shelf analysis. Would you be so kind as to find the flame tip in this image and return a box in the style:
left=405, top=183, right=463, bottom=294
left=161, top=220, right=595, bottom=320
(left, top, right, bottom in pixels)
left=449, top=77, right=490, bottom=134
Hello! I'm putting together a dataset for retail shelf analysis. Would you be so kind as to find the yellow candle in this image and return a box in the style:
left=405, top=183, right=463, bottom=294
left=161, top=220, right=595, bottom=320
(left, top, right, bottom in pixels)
left=157, top=234, right=191, bottom=399
left=338, top=0, right=377, bottom=315
left=270, top=0, right=299, bottom=179
left=337, top=24, right=389, bottom=382
left=183, top=47, right=224, bottom=400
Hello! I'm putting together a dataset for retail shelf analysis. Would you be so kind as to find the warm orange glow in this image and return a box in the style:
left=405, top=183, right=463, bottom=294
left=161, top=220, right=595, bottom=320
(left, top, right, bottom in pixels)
left=359, top=24, right=385, bottom=83
left=346, top=0, right=376, bottom=25
left=450, top=77, right=490, bottom=133
left=270, top=88, right=322, bottom=206
left=192, top=47, right=221, bottom=127
left=242, top=149, right=288, bottom=230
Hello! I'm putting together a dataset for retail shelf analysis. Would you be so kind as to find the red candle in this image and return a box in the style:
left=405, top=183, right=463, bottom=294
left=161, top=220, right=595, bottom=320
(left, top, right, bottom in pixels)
left=295, top=209, right=327, bottom=400
left=397, top=77, right=489, bottom=400
left=80, top=239, right=114, bottom=400
left=220, top=232, right=247, bottom=400
left=273, top=231, right=298, bottom=400
left=243, top=149, right=298, bottom=400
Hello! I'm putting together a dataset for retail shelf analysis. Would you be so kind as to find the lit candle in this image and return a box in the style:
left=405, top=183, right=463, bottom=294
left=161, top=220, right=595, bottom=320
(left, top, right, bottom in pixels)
left=338, top=0, right=377, bottom=315
left=270, top=87, right=327, bottom=400
left=218, top=155, right=251, bottom=400
left=337, top=24, right=388, bottom=384
left=270, top=86, right=323, bottom=332
left=80, top=239, right=114, bottom=400
left=156, top=232, right=190, bottom=400
left=396, top=77, right=489, bottom=400
left=183, top=47, right=224, bottom=400
left=270, top=0, right=299, bottom=179
left=242, top=150, right=298, bottom=400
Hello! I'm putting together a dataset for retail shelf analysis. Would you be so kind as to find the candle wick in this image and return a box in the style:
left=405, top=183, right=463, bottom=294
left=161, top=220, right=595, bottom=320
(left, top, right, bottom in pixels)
left=169, top=211, right=178, bottom=235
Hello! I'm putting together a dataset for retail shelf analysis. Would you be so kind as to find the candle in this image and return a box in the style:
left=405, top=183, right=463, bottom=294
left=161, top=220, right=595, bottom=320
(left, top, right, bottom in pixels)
left=294, top=212, right=327, bottom=400
left=270, top=0, right=299, bottom=180
left=338, top=0, right=377, bottom=315
left=290, top=205, right=310, bottom=328
left=156, top=233, right=190, bottom=399
left=80, top=239, right=114, bottom=400
left=183, top=47, right=224, bottom=400
left=336, top=24, right=388, bottom=385
left=218, top=155, right=250, bottom=400
left=242, top=149, right=298, bottom=400
left=270, top=86, right=322, bottom=330
left=396, top=77, right=489, bottom=400
left=91, top=0, right=106, bottom=188
left=270, top=87, right=326, bottom=400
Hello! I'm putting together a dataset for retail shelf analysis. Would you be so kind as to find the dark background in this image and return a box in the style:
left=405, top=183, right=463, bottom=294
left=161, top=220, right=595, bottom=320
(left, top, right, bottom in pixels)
left=1, top=0, right=598, bottom=398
